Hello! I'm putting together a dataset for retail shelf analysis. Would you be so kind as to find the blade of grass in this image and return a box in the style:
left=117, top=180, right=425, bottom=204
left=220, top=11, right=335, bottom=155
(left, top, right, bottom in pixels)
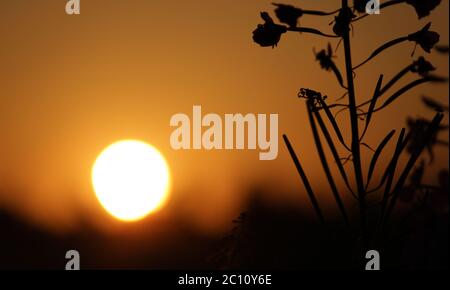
left=302, top=8, right=341, bottom=16
left=364, top=76, right=447, bottom=115
left=365, top=130, right=396, bottom=191
left=383, top=113, right=445, bottom=229
left=367, top=130, right=412, bottom=194
left=356, top=66, right=412, bottom=110
left=313, top=103, right=356, bottom=198
left=360, top=75, right=384, bottom=141
left=353, top=36, right=409, bottom=70
left=361, top=142, right=375, bottom=152
left=379, top=128, right=409, bottom=224
left=288, top=27, right=339, bottom=38
left=331, top=63, right=347, bottom=89
left=283, top=134, right=325, bottom=225
left=307, top=100, right=350, bottom=227
left=317, top=98, right=351, bottom=152
left=421, top=96, right=449, bottom=112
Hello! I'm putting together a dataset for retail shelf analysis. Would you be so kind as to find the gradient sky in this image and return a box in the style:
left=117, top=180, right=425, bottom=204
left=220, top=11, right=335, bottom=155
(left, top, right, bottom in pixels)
left=0, top=0, right=448, bottom=234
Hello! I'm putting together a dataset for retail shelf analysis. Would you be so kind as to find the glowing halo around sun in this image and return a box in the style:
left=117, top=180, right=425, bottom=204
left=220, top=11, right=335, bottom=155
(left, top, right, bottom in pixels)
left=91, top=140, right=171, bottom=222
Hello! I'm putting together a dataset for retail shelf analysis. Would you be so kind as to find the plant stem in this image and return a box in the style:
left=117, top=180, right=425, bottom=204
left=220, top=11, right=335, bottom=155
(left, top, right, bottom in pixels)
left=314, top=101, right=356, bottom=198
left=341, top=0, right=367, bottom=247
left=383, top=113, right=444, bottom=230
left=288, top=27, right=339, bottom=38
left=307, top=100, right=350, bottom=226
left=283, top=135, right=326, bottom=225
left=379, top=129, right=408, bottom=225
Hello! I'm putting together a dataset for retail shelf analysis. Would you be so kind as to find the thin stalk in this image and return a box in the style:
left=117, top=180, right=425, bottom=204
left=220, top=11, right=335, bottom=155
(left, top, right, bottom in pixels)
left=383, top=113, right=445, bottom=230
left=314, top=100, right=356, bottom=198
left=318, top=98, right=351, bottom=152
left=366, top=129, right=411, bottom=195
left=359, top=77, right=442, bottom=116
left=353, top=37, right=409, bottom=70
left=342, top=0, right=367, bottom=246
left=365, top=129, right=396, bottom=191
left=288, top=27, right=339, bottom=38
left=303, top=9, right=341, bottom=16
left=379, top=129, right=407, bottom=225
left=360, top=74, right=384, bottom=141
left=357, top=65, right=413, bottom=109
left=307, top=100, right=350, bottom=227
left=283, top=134, right=326, bottom=225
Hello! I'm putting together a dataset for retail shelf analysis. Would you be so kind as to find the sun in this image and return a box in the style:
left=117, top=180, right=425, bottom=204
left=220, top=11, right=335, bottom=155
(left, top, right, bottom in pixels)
left=91, top=140, right=171, bottom=222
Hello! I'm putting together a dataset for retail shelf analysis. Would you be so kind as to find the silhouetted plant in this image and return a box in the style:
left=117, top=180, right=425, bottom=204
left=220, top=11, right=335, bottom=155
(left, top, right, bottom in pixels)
left=250, top=0, right=447, bottom=258
left=398, top=70, right=449, bottom=221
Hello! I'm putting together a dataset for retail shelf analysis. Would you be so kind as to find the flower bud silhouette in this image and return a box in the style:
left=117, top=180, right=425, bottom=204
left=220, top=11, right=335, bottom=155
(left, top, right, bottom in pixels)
left=353, top=0, right=371, bottom=13
left=333, top=7, right=356, bottom=37
left=406, top=117, right=447, bottom=163
left=411, top=57, right=436, bottom=76
left=252, top=12, right=287, bottom=48
left=272, top=3, right=303, bottom=28
left=408, top=22, right=440, bottom=54
left=406, top=0, right=441, bottom=19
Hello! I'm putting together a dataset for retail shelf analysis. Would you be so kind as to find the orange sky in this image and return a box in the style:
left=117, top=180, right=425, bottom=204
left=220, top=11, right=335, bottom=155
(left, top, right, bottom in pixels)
left=0, top=0, right=448, bottom=234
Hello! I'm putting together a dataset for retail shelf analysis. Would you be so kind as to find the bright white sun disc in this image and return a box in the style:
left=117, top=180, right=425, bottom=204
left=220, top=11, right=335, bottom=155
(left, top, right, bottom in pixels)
left=92, top=140, right=171, bottom=221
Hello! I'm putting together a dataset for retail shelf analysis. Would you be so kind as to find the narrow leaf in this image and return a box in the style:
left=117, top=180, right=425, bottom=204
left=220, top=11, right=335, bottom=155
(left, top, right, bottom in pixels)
left=363, top=76, right=444, bottom=116
left=283, top=134, right=325, bottom=225
left=354, top=36, right=409, bottom=70
left=360, top=75, right=384, bottom=141
left=422, top=96, right=449, bottom=112
left=307, top=100, right=349, bottom=226
left=331, top=62, right=346, bottom=89
left=289, top=27, right=340, bottom=38
left=365, top=130, right=396, bottom=190
left=383, top=113, right=445, bottom=228
left=313, top=106, right=356, bottom=198
left=379, top=128, right=407, bottom=224
left=318, top=98, right=351, bottom=151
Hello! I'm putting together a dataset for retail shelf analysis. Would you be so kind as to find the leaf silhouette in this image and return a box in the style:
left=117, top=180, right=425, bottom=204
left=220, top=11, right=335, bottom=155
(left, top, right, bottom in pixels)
left=313, top=103, right=356, bottom=198
left=406, top=0, right=441, bottom=19
left=379, top=128, right=408, bottom=222
left=353, top=36, right=408, bottom=70
left=365, top=130, right=396, bottom=191
left=421, top=96, right=449, bottom=112
left=383, top=113, right=445, bottom=228
left=307, top=100, right=350, bottom=226
left=376, top=76, right=447, bottom=112
left=318, top=98, right=351, bottom=151
left=283, top=135, right=325, bottom=225
left=360, top=74, right=384, bottom=141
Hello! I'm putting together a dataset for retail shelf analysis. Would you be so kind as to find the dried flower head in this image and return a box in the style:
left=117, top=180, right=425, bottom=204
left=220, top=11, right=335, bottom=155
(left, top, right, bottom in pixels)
left=408, top=22, right=440, bottom=54
left=252, top=12, right=287, bottom=48
left=353, top=0, right=370, bottom=13
left=410, top=57, right=436, bottom=76
left=298, top=88, right=327, bottom=108
left=406, top=0, right=441, bottom=19
left=315, top=44, right=334, bottom=70
left=333, top=7, right=356, bottom=37
left=272, top=3, right=303, bottom=28
left=406, top=117, right=446, bottom=163
left=314, top=44, right=346, bottom=88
